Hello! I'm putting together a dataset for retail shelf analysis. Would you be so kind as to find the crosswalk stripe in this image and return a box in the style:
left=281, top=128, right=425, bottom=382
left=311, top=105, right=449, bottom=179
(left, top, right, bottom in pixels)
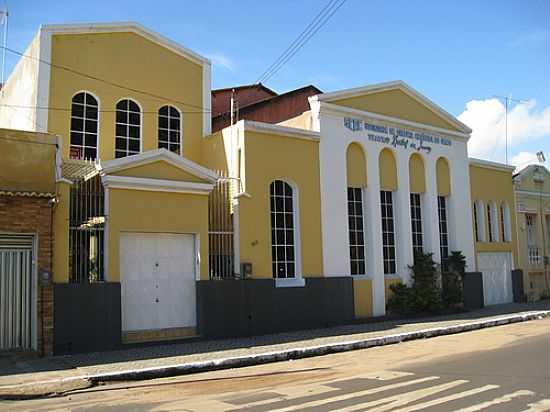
left=520, top=399, right=550, bottom=412
left=390, top=384, right=500, bottom=412
left=232, top=376, right=440, bottom=412
left=453, top=390, right=535, bottom=412
left=330, top=379, right=469, bottom=412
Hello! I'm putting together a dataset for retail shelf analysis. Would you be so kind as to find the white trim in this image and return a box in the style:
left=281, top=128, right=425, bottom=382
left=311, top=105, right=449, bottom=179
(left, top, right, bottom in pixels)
left=469, top=157, right=515, bottom=172
left=101, top=175, right=214, bottom=194
left=318, top=101, right=470, bottom=140
left=104, top=187, right=110, bottom=281
left=312, top=80, right=472, bottom=134
left=36, top=28, right=52, bottom=132
left=99, top=148, right=219, bottom=183
left=236, top=120, right=321, bottom=141
left=202, top=63, right=212, bottom=136
left=194, top=233, right=201, bottom=281
left=40, top=22, right=210, bottom=66
left=233, top=200, right=241, bottom=276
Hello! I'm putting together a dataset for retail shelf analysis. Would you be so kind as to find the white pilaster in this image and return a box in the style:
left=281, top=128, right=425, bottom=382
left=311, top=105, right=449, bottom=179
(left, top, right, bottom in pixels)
left=365, top=152, right=386, bottom=316
left=319, top=119, right=350, bottom=276
left=395, top=150, right=414, bottom=285
left=448, top=142, right=476, bottom=270
left=424, top=160, right=441, bottom=263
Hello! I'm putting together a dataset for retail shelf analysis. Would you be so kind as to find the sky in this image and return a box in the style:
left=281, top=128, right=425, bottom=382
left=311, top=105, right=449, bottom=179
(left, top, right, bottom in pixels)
left=5, top=0, right=550, bottom=168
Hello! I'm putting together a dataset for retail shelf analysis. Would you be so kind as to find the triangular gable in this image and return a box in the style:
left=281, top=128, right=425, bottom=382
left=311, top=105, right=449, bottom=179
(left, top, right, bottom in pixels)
left=514, top=163, right=550, bottom=192
left=100, top=148, right=218, bottom=184
left=317, top=81, right=471, bottom=134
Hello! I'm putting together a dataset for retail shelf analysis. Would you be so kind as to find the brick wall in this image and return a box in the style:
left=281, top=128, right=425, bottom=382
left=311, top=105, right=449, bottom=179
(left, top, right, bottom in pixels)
left=0, top=195, right=55, bottom=355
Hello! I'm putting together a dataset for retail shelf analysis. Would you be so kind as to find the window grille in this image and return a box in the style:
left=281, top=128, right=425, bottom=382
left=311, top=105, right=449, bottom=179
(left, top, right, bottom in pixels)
left=348, top=187, right=366, bottom=275
left=380, top=190, right=396, bottom=275
left=158, top=105, right=182, bottom=154
left=410, top=193, right=423, bottom=257
left=438, top=196, right=449, bottom=270
left=70, top=92, right=99, bottom=160
left=270, top=180, right=296, bottom=279
left=115, top=99, right=141, bottom=158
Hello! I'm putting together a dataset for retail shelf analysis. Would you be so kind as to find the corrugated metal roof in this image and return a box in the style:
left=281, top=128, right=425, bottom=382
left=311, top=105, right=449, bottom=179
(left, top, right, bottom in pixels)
left=61, top=159, right=100, bottom=181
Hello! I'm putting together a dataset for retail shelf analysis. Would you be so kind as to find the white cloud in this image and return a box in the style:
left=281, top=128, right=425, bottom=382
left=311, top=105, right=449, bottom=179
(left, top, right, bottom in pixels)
left=458, top=98, right=550, bottom=160
left=205, top=52, right=236, bottom=72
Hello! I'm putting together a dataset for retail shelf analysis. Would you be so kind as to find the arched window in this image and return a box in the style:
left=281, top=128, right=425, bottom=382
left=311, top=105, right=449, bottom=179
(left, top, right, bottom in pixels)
left=270, top=180, right=297, bottom=279
left=474, top=200, right=486, bottom=242
left=500, top=202, right=511, bottom=242
left=346, top=143, right=367, bottom=275
left=70, top=92, right=99, bottom=160
left=158, top=105, right=182, bottom=154
left=115, top=99, right=141, bottom=158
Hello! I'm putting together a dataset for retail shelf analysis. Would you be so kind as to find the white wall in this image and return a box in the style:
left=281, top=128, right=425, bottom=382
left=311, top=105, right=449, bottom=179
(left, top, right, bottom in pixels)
left=0, top=33, right=40, bottom=131
left=316, top=104, right=475, bottom=315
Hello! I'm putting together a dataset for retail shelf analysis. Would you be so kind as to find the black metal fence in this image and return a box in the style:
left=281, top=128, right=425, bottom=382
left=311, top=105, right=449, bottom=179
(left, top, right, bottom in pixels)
left=69, top=173, right=105, bottom=283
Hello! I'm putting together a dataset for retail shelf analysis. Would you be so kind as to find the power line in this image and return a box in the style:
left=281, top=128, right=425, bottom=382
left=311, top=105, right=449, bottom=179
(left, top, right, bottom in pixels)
left=255, top=0, right=340, bottom=84
left=1, top=45, right=211, bottom=113
left=256, top=0, right=347, bottom=85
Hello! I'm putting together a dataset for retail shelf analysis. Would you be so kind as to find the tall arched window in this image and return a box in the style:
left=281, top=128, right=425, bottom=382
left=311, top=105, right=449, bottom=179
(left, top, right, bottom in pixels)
left=70, top=92, right=99, bottom=160
left=270, top=180, right=297, bottom=279
left=474, top=200, right=486, bottom=242
left=115, top=99, right=141, bottom=158
left=346, top=143, right=367, bottom=275
left=500, top=201, right=511, bottom=242
left=158, top=105, right=182, bottom=154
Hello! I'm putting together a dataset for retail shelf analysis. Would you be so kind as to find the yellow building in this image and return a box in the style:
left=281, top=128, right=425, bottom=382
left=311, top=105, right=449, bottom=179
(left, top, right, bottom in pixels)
left=0, top=22, right=522, bottom=354
left=513, top=164, right=550, bottom=300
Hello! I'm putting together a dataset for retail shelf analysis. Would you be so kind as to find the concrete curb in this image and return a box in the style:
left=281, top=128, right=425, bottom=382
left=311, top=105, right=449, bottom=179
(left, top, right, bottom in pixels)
left=2, top=310, right=549, bottom=399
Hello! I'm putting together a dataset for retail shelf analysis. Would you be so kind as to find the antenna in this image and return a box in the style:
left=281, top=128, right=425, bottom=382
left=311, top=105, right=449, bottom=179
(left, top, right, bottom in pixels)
left=0, top=4, right=7, bottom=97
left=537, top=151, right=546, bottom=163
left=493, top=95, right=527, bottom=165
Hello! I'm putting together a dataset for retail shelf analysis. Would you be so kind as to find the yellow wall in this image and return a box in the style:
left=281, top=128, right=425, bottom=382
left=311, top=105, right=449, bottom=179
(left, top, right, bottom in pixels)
left=353, top=278, right=373, bottom=318
left=53, top=181, right=70, bottom=282
left=111, top=160, right=209, bottom=183
left=107, top=188, right=209, bottom=281
left=379, top=148, right=397, bottom=191
left=332, top=88, right=462, bottom=132
left=469, top=164, right=518, bottom=265
left=238, top=131, right=323, bottom=278
left=47, top=32, right=204, bottom=163
left=436, top=157, right=451, bottom=196
left=0, top=128, right=57, bottom=193
left=200, top=131, right=229, bottom=173
left=346, top=143, right=367, bottom=187
left=409, top=153, right=426, bottom=193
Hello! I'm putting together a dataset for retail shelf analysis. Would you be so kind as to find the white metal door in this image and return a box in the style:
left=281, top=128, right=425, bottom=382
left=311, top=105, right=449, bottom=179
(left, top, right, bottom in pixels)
left=120, top=233, right=196, bottom=332
left=477, top=252, right=513, bottom=306
left=0, top=235, right=34, bottom=350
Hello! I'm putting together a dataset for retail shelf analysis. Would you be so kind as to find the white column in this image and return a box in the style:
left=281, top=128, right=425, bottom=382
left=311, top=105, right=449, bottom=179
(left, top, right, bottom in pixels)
left=395, top=150, right=414, bottom=285
left=319, top=129, right=350, bottom=276
left=448, top=144, right=476, bottom=270
left=423, top=160, right=441, bottom=264
left=365, top=153, right=385, bottom=316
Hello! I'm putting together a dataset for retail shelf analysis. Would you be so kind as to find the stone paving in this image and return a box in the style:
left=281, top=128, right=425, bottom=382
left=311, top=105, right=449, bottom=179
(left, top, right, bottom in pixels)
left=2, top=301, right=550, bottom=393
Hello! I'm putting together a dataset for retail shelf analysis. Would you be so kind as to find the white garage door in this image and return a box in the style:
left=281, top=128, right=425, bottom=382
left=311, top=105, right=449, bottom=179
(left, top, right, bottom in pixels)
left=120, top=232, right=196, bottom=332
left=477, top=252, right=513, bottom=306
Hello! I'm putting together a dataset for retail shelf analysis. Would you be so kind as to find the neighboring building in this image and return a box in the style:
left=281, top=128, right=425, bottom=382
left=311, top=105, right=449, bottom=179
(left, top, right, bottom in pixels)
left=0, top=128, right=63, bottom=355
left=0, top=22, right=521, bottom=355
left=211, top=84, right=322, bottom=132
left=212, top=83, right=276, bottom=117
left=513, top=164, right=550, bottom=300
left=470, top=159, right=518, bottom=306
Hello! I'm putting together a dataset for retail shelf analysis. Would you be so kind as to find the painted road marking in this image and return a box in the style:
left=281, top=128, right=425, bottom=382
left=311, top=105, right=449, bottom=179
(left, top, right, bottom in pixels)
left=454, top=390, right=536, bottom=412
left=521, top=399, right=550, bottom=411
left=230, top=376, right=440, bottom=411
left=329, top=379, right=469, bottom=412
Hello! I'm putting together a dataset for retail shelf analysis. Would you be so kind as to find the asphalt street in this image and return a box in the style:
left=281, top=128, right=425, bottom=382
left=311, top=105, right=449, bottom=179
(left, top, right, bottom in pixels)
left=3, top=318, right=550, bottom=412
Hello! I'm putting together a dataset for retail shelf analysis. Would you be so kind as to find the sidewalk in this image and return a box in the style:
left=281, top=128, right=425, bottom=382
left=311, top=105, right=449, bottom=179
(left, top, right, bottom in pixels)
left=2, top=301, right=550, bottom=399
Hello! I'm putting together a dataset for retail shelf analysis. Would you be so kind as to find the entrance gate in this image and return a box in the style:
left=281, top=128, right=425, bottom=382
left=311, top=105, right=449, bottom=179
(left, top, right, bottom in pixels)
left=0, top=234, right=34, bottom=350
